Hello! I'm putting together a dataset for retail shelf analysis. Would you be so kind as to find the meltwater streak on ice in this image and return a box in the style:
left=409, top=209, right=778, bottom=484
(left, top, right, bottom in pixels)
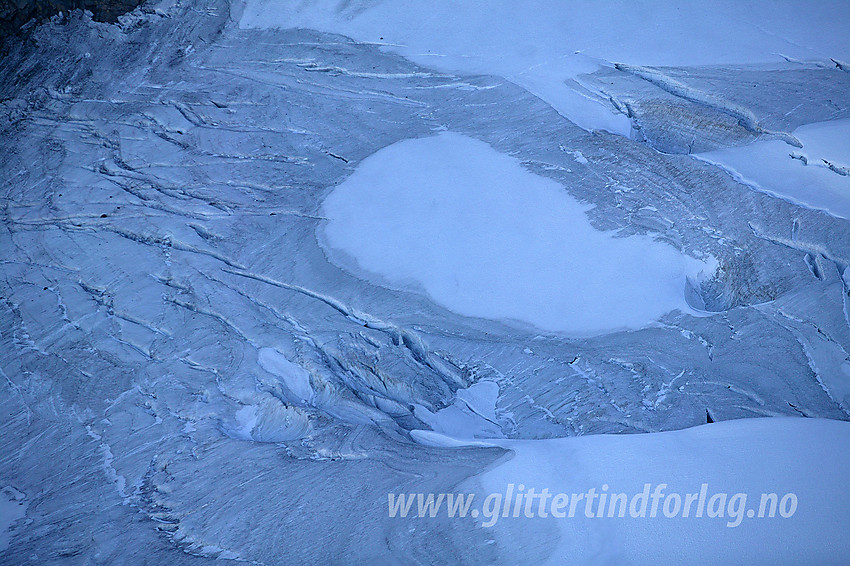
left=239, top=0, right=850, bottom=134
left=321, top=132, right=711, bottom=336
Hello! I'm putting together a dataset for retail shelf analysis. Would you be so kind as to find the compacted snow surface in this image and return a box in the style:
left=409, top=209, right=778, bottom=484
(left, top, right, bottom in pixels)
left=2, top=0, right=850, bottom=563
left=322, top=132, right=711, bottom=336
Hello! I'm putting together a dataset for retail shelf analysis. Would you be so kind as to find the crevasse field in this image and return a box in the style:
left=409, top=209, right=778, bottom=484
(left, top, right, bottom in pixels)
left=1, top=1, right=849, bottom=564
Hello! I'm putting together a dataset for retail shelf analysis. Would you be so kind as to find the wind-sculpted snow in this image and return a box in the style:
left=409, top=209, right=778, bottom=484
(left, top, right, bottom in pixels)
left=1, top=0, right=849, bottom=563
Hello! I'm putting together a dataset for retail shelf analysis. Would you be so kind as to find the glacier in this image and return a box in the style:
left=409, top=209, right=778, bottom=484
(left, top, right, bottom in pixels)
left=1, top=0, right=849, bottom=563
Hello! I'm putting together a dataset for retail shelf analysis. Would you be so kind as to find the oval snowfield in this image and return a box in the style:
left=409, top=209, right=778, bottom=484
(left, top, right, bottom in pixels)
left=321, top=133, right=710, bottom=336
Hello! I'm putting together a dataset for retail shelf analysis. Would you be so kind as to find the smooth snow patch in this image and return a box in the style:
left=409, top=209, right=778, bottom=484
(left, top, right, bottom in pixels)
left=415, top=380, right=502, bottom=439
left=430, top=418, right=850, bottom=564
left=0, top=487, right=27, bottom=553
left=321, top=132, right=710, bottom=336
left=697, top=119, right=850, bottom=219
left=240, top=0, right=850, bottom=133
left=257, top=347, right=313, bottom=401
left=234, top=405, right=259, bottom=440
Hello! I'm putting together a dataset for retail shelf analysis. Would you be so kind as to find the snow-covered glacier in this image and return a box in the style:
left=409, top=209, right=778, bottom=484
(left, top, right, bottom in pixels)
left=1, top=0, right=849, bottom=563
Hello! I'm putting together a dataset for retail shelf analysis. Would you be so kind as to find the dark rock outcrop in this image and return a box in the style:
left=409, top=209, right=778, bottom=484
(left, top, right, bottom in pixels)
left=1, top=0, right=144, bottom=41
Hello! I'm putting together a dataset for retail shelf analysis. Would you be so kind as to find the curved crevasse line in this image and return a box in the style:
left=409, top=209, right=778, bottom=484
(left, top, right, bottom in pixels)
left=222, top=266, right=468, bottom=390
left=614, top=62, right=803, bottom=147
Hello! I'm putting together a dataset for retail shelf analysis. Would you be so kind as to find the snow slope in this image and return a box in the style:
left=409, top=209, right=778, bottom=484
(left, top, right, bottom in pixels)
left=240, top=0, right=850, bottom=133
left=466, top=417, right=850, bottom=564
left=697, top=119, right=850, bottom=219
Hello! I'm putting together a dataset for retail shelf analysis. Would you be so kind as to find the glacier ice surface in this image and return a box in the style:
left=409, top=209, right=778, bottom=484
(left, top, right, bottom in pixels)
left=1, top=0, right=850, bottom=563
